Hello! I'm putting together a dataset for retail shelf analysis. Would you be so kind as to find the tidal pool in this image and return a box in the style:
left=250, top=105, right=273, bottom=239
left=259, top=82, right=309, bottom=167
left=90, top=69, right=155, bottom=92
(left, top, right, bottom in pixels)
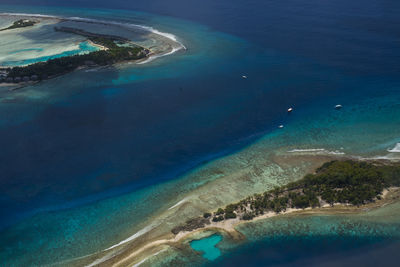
left=190, top=234, right=223, bottom=261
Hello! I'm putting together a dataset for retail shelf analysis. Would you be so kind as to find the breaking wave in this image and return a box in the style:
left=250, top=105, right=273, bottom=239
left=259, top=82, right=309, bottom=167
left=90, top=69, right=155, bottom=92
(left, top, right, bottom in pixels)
left=104, top=223, right=159, bottom=251
left=388, top=143, right=400, bottom=153
left=287, top=148, right=345, bottom=155
left=0, top=12, right=186, bottom=63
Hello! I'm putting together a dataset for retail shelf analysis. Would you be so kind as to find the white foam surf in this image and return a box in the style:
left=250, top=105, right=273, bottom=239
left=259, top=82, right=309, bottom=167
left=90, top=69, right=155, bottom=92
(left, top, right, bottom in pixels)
left=288, top=148, right=326, bottom=153
left=168, top=197, right=190, bottom=210
left=388, top=143, right=400, bottom=153
left=0, top=12, right=58, bottom=19
left=355, top=155, right=400, bottom=161
left=287, top=148, right=345, bottom=155
left=0, top=13, right=186, bottom=63
left=85, top=251, right=116, bottom=267
left=63, top=223, right=159, bottom=266
left=138, top=46, right=182, bottom=65
left=104, top=223, right=159, bottom=251
left=131, top=249, right=166, bottom=267
left=65, top=16, right=186, bottom=49
left=84, top=222, right=164, bottom=266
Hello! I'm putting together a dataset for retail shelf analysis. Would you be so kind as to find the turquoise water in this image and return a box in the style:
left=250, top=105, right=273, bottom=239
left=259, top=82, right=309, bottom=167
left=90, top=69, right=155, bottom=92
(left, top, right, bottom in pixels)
left=0, top=1, right=399, bottom=266
left=2, top=41, right=99, bottom=66
left=190, top=234, right=223, bottom=261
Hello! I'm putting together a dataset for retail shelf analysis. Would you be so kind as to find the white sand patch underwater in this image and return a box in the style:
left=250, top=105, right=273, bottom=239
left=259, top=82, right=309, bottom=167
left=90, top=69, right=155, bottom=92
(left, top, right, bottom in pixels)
left=388, top=143, right=400, bottom=153
left=0, top=15, right=89, bottom=66
left=0, top=13, right=185, bottom=67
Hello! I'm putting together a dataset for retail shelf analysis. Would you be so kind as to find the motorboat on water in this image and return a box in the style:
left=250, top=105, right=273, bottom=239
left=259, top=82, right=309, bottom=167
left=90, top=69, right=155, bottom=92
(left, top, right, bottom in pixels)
left=335, top=104, right=342, bottom=110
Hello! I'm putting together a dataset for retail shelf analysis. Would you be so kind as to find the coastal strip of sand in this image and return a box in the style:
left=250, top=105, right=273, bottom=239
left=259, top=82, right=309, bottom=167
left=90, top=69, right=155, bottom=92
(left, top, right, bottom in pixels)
left=66, top=142, right=400, bottom=267
left=102, top=186, right=400, bottom=267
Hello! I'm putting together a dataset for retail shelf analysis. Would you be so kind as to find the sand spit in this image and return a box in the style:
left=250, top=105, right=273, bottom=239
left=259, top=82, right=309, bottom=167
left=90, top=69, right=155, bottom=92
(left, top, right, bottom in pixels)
left=80, top=187, right=400, bottom=267
left=66, top=150, right=341, bottom=267
left=119, top=187, right=400, bottom=267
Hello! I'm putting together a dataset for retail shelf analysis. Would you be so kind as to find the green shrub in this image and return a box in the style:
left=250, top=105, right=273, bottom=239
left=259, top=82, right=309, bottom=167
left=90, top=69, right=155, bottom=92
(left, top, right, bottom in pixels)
left=212, top=216, right=224, bottom=222
left=203, top=212, right=211, bottom=218
left=225, top=212, right=236, bottom=219
left=216, top=208, right=224, bottom=215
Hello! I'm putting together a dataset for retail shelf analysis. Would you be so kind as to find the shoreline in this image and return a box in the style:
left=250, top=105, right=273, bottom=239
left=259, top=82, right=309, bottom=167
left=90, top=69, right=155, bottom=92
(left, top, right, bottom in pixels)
left=0, top=12, right=186, bottom=54
left=1, top=4, right=399, bottom=267
left=0, top=12, right=185, bottom=86
left=104, top=186, right=400, bottom=267
left=73, top=152, right=400, bottom=267
left=86, top=39, right=108, bottom=51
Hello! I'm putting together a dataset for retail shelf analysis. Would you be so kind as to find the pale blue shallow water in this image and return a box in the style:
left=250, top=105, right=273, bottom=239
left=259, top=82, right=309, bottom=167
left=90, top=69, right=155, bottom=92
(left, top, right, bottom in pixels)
left=0, top=1, right=399, bottom=266
left=2, top=41, right=99, bottom=66
left=190, top=234, right=223, bottom=261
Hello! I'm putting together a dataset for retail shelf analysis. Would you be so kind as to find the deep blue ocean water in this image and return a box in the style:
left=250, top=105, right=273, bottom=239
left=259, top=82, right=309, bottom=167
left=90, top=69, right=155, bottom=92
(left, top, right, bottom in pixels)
left=0, top=0, right=400, bottom=266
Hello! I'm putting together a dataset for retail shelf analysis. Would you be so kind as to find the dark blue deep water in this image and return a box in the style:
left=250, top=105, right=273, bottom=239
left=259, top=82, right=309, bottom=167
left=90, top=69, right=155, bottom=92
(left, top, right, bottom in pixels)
left=211, top=237, right=400, bottom=267
left=1, top=0, right=400, bottom=266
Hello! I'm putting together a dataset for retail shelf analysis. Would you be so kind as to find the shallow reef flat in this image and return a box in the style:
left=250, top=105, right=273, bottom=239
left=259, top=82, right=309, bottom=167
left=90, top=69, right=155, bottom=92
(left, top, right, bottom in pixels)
left=68, top=148, right=339, bottom=266
left=0, top=15, right=89, bottom=66
left=54, top=19, right=183, bottom=58
left=73, top=92, right=400, bottom=266
left=1, top=3, right=400, bottom=266
left=0, top=13, right=183, bottom=68
left=2, top=82, right=400, bottom=266
left=147, top=190, right=400, bottom=267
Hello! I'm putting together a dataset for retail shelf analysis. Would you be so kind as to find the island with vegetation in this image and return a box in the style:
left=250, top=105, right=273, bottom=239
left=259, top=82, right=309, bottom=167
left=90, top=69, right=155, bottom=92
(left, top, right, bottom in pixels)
left=172, top=160, right=400, bottom=234
left=0, top=19, right=37, bottom=31
left=0, top=27, right=150, bottom=84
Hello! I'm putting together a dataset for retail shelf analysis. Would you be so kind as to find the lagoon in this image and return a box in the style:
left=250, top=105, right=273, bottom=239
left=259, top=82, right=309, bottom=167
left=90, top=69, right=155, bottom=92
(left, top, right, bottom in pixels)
left=190, top=234, right=223, bottom=261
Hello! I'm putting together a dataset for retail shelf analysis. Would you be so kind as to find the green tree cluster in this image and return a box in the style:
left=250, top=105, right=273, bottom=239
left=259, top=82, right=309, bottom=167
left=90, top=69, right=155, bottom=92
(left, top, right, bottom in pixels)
left=6, top=37, right=147, bottom=80
left=214, top=160, right=400, bottom=222
left=172, top=160, right=400, bottom=235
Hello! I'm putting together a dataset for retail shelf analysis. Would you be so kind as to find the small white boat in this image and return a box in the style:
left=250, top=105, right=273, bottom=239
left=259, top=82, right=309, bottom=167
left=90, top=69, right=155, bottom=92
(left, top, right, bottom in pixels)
left=242, top=75, right=247, bottom=79
left=279, top=125, right=284, bottom=129
left=335, top=104, right=342, bottom=110
left=287, top=107, right=293, bottom=113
